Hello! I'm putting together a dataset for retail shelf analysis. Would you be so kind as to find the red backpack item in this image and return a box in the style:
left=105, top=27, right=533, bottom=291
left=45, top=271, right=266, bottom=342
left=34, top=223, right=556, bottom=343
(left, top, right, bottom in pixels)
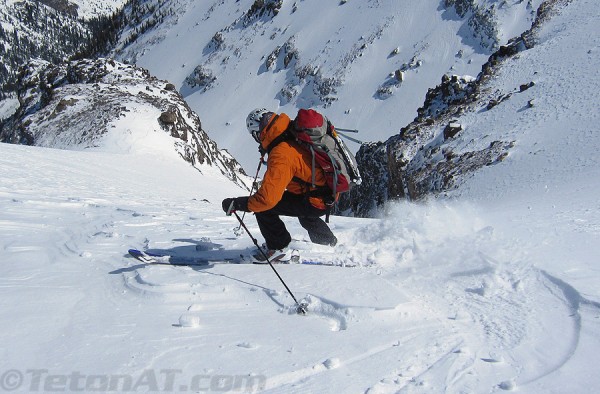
left=291, top=109, right=361, bottom=205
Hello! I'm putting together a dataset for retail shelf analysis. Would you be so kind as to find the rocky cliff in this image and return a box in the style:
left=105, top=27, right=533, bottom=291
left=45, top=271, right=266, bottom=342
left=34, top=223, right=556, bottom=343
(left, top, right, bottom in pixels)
left=352, top=0, right=567, bottom=216
left=0, top=58, right=248, bottom=188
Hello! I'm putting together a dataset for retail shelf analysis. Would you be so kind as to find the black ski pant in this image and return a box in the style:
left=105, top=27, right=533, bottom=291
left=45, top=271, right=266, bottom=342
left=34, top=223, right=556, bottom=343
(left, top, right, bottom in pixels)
left=255, top=191, right=337, bottom=250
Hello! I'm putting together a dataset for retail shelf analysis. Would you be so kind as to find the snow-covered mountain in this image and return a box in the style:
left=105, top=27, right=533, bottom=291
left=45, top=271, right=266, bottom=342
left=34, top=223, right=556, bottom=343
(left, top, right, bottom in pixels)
left=1, top=0, right=554, bottom=208
left=0, top=0, right=89, bottom=94
left=0, top=0, right=127, bottom=99
left=0, top=0, right=599, bottom=393
left=112, top=0, right=545, bottom=173
left=353, top=0, right=599, bottom=215
left=0, top=57, right=248, bottom=188
left=352, top=1, right=554, bottom=215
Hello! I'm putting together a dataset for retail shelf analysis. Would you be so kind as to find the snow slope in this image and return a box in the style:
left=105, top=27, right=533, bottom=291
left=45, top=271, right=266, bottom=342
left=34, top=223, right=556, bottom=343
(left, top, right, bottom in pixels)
left=1, top=136, right=598, bottom=393
left=1, top=0, right=599, bottom=393
left=117, top=0, right=543, bottom=172
left=445, top=0, right=600, bottom=305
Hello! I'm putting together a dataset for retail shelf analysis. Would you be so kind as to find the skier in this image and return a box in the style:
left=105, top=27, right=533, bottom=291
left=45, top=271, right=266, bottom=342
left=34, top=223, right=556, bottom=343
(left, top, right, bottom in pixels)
left=222, top=108, right=338, bottom=260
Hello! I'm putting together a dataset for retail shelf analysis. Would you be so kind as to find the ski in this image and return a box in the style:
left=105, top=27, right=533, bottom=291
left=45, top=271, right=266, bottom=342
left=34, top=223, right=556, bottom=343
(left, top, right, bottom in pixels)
left=250, top=253, right=288, bottom=265
left=128, top=249, right=230, bottom=266
left=128, top=249, right=358, bottom=267
left=253, top=250, right=358, bottom=267
left=274, top=259, right=358, bottom=267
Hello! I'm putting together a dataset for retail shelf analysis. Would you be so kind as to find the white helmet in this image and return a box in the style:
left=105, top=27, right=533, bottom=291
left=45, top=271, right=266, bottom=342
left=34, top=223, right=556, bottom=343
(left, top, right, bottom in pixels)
left=246, top=108, right=269, bottom=142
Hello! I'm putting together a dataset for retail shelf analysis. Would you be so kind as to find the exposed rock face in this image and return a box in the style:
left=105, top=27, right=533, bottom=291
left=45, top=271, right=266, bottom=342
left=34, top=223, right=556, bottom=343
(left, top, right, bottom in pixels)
left=443, top=0, right=502, bottom=51
left=0, top=58, right=248, bottom=188
left=352, top=0, right=566, bottom=217
left=245, top=0, right=283, bottom=23
left=184, top=66, right=217, bottom=92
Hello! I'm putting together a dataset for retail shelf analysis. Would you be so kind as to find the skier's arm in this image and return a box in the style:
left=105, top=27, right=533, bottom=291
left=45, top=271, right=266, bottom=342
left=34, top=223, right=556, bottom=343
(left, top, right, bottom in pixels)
left=247, top=147, right=295, bottom=212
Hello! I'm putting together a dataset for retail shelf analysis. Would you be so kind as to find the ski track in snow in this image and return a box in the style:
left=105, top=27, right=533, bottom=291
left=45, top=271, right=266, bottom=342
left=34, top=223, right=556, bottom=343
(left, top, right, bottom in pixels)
left=5, top=0, right=600, bottom=381
left=0, top=145, right=596, bottom=393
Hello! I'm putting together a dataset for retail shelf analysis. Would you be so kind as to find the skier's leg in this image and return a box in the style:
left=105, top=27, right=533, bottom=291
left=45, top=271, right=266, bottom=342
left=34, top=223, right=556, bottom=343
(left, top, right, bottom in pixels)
left=255, top=192, right=337, bottom=248
left=254, top=210, right=291, bottom=250
left=298, top=216, right=337, bottom=246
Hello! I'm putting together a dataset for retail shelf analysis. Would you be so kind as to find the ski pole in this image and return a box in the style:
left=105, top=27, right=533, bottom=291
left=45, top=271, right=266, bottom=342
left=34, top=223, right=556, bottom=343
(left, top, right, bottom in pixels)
left=228, top=205, right=307, bottom=315
left=234, top=156, right=265, bottom=235
left=336, top=131, right=363, bottom=144
left=336, top=127, right=359, bottom=133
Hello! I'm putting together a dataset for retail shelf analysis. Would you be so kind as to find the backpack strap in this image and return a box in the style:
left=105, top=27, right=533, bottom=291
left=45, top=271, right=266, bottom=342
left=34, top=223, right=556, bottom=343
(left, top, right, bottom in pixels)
left=308, top=145, right=316, bottom=188
left=271, top=125, right=336, bottom=221
left=290, top=134, right=342, bottom=222
left=324, top=150, right=338, bottom=197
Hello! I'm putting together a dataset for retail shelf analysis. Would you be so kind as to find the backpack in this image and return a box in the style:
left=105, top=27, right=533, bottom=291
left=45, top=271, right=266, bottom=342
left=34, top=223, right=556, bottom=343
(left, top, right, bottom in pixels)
left=290, top=109, right=362, bottom=206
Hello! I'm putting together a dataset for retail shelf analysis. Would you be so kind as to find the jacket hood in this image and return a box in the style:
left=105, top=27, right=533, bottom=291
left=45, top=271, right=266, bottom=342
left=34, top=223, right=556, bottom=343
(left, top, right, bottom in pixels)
left=259, top=113, right=291, bottom=150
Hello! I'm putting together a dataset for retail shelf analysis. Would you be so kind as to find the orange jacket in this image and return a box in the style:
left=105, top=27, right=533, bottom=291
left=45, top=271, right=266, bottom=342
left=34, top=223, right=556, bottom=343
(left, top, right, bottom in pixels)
left=247, top=113, right=328, bottom=212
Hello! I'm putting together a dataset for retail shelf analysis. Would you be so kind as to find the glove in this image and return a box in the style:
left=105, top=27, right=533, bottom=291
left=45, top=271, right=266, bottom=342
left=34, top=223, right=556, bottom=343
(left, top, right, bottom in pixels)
left=221, top=197, right=250, bottom=214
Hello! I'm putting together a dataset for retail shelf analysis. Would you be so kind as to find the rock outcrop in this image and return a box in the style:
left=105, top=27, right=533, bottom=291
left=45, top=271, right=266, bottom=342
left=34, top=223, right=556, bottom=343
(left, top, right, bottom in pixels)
left=0, top=58, right=248, bottom=189
left=352, top=0, right=567, bottom=216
